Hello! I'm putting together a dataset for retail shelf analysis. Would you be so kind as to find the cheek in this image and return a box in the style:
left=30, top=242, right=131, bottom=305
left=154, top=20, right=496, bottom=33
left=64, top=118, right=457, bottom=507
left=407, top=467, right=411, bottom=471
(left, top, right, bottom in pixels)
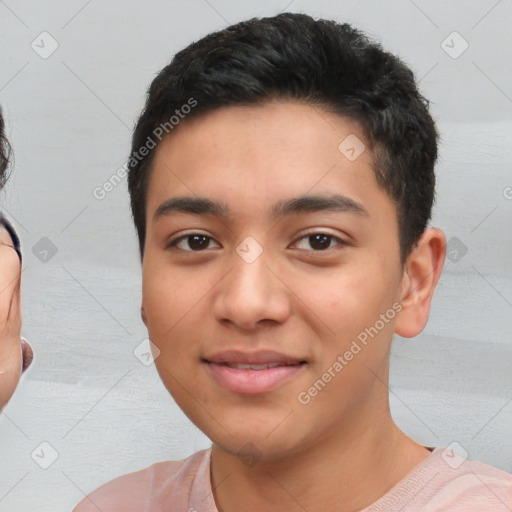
left=0, top=344, right=22, bottom=408
left=312, top=265, right=388, bottom=329
left=142, top=266, right=209, bottom=376
left=143, top=266, right=196, bottom=333
left=307, top=259, right=400, bottom=368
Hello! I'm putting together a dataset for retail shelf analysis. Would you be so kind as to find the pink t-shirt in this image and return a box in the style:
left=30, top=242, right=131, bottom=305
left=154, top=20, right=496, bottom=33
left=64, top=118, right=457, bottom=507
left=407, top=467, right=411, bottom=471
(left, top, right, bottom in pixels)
left=74, top=446, right=512, bottom=511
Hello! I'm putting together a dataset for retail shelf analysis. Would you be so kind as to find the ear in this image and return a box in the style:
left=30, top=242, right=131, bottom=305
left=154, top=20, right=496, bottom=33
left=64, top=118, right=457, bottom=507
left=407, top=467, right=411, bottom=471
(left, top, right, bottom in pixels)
left=140, top=302, right=148, bottom=326
left=394, top=228, right=446, bottom=338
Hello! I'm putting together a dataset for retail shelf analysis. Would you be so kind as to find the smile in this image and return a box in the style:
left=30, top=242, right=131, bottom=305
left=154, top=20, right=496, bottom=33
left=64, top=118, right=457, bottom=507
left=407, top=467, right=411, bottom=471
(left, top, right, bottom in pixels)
left=205, top=360, right=307, bottom=395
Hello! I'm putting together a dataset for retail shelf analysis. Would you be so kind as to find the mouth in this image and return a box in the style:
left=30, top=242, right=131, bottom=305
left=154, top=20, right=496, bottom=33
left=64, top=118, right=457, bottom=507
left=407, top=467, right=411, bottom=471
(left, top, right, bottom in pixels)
left=203, top=351, right=307, bottom=395
left=219, top=362, right=300, bottom=370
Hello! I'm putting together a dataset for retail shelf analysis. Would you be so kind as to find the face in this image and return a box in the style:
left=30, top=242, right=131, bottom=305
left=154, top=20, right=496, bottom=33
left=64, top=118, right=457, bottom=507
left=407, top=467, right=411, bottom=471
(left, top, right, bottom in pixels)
left=0, top=222, right=32, bottom=409
left=141, top=101, right=407, bottom=460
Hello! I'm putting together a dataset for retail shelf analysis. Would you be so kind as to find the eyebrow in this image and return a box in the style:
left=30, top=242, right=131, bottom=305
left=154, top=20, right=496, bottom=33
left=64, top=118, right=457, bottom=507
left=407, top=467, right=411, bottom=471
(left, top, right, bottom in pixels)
left=153, top=193, right=369, bottom=222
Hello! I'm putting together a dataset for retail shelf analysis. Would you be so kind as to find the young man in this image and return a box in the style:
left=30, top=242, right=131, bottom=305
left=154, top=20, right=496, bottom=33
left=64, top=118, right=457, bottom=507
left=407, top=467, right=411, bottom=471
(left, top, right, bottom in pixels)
left=75, top=13, right=512, bottom=511
left=0, top=106, right=32, bottom=409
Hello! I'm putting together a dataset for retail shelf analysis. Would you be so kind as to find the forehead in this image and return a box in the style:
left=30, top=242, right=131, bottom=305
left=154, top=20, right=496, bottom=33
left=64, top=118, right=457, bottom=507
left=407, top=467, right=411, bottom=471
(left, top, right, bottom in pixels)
left=145, top=101, right=393, bottom=224
left=152, top=101, right=367, bottom=172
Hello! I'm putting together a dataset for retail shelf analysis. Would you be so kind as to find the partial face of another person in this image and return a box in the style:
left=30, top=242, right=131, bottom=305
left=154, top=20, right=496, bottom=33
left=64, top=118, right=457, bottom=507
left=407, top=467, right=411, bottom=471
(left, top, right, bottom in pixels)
left=0, top=220, right=32, bottom=408
left=140, top=101, right=421, bottom=460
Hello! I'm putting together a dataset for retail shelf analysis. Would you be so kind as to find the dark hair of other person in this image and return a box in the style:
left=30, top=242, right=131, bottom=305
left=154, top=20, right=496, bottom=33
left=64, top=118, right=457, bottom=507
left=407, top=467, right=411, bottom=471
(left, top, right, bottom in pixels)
left=0, top=107, right=22, bottom=261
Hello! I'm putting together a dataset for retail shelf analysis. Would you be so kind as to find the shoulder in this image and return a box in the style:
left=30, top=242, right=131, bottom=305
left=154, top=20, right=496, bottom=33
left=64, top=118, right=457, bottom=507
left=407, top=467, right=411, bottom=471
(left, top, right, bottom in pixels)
left=431, top=452, right=512, bottom=509
left=73, top=449, right=212, bottom=512
left=368, top=447, right=512, bottom=511
left=413, top=448, right=512, bottom=510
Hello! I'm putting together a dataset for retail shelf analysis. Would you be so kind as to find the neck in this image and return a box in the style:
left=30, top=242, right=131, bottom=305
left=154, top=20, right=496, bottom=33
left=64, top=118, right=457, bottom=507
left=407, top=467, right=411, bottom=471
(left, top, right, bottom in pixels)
left=210, top=398, right=430, bottom=512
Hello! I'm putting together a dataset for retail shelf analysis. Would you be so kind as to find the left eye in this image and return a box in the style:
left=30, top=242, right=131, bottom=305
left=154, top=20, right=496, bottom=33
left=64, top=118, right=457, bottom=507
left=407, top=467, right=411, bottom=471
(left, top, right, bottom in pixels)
left=292, top=233, right=345, bottom=251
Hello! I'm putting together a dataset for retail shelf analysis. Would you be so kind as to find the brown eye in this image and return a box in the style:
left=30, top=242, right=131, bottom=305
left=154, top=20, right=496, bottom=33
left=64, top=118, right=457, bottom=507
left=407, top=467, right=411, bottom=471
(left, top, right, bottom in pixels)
left=293, top=232, right=346, bottom=252
left=168, top=233, right=220, bottom=251
left=186, top=235, right=210, bottom=250
left=308, top=234, right=332, bottom=250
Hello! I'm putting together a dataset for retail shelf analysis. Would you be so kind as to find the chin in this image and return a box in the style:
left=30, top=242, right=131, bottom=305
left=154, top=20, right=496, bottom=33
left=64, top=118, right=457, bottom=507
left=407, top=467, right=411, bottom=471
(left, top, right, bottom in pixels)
left=205, top=414, right=306, bottom=459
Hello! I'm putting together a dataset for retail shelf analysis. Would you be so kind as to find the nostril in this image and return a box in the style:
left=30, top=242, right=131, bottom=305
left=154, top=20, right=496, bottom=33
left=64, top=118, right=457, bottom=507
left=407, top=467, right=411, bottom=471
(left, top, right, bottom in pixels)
left=21, top=337, right=33, bottom=372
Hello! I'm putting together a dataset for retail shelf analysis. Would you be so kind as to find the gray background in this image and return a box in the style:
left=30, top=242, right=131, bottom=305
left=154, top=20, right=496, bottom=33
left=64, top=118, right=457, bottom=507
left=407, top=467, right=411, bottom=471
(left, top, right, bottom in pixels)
left=0, top=0, right=511, bottom=510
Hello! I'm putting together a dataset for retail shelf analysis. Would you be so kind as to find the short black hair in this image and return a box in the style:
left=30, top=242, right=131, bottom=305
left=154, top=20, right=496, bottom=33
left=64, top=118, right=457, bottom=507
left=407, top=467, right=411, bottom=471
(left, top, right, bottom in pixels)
left=127, top=12, right=437, bottom=263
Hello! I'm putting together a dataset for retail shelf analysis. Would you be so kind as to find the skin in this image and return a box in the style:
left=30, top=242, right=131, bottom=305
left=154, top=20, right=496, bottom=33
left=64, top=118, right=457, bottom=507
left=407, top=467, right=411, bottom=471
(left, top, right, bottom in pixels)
left=140, top=100, right=446, bottom=511
left=0, top=224, right=31, bottom=409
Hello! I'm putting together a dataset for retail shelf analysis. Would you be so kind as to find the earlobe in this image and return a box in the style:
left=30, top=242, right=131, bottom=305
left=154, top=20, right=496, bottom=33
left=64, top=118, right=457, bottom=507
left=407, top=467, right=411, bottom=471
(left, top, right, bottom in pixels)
left=395, top=228, right=446, bottom=338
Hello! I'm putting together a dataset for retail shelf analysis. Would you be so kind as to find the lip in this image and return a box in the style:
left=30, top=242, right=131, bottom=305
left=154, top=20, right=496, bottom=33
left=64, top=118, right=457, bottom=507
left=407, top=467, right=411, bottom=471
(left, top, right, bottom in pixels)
left=203, top=350, right=307, bottom=395
left=204, top=349, right=305, bottom=365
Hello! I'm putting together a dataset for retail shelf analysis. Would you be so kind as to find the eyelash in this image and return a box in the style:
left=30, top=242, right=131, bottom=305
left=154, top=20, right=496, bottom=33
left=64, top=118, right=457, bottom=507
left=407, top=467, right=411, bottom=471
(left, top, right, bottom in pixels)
left=167, top=230, right=347, bottom=253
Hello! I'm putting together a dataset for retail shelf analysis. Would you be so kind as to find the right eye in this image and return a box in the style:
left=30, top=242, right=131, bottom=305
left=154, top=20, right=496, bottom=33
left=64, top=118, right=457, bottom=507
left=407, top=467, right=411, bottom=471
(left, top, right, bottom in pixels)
left=167, top=233, right=221, bottom=252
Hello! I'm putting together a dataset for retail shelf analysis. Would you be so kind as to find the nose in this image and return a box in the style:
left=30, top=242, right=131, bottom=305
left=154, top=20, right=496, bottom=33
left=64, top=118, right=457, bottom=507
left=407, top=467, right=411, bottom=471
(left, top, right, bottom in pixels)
left=21, top=337, right=33, bottom=372
left=212, top=250, right=291, bottom=331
